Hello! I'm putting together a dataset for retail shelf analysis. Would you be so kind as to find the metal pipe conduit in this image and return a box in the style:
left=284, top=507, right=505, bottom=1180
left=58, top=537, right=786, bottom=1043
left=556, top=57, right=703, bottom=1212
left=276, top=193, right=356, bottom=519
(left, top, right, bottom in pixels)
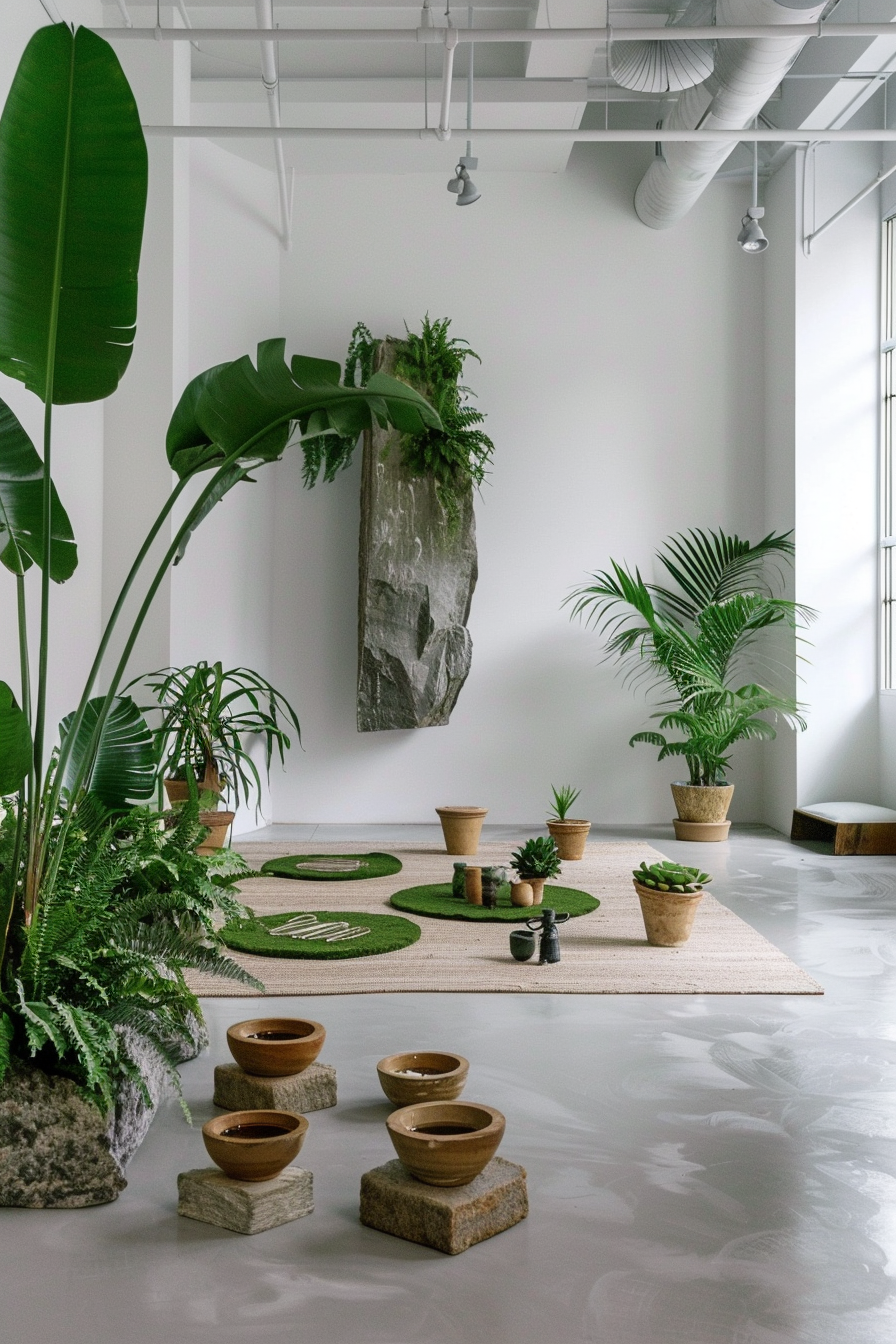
left=91, top=24, right=896, bottom=44
left=142, top=126, right=896, bottom=142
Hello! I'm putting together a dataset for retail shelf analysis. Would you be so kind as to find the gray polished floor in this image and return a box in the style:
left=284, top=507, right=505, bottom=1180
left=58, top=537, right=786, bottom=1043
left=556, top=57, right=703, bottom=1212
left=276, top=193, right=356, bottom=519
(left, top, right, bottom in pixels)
left=3, top=824, right=896, bottom=1344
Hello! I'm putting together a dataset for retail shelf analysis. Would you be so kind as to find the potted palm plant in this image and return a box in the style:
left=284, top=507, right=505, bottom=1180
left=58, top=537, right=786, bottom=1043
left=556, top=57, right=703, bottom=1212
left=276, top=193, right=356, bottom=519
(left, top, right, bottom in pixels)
left=510, top=836, right=562, bottom=906
left=136, top=662, right=301, bottom=850
left=546, top=785, right=591, bottom=859
left=567, top=529, right=813, bottom=841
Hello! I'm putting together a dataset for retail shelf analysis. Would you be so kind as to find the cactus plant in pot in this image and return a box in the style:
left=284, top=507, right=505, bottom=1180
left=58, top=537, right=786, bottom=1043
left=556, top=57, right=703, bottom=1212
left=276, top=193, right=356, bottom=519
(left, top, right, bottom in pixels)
left=546, top=785, right=591, bottom=860
left=632, top=861, right=712, bottom=947
left=510, top=836, right=562, bottom=906
left=567, top=529, right=814, bottom=841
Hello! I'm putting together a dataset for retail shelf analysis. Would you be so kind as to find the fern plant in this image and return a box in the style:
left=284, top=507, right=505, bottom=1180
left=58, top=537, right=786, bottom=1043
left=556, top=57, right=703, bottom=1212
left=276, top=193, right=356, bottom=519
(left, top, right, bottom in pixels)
left=0, top=798, right=261, bottom=1114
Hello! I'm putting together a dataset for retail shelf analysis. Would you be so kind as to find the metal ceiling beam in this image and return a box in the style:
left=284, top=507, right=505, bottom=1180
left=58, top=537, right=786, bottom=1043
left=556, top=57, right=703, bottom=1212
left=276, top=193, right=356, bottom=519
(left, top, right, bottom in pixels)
left=142, top=125, right=896, bottom=142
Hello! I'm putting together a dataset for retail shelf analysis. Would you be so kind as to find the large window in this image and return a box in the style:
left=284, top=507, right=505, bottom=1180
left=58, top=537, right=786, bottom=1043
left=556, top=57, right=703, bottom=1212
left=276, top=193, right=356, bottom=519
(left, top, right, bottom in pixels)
left=883, top=217, right=896, bottom=688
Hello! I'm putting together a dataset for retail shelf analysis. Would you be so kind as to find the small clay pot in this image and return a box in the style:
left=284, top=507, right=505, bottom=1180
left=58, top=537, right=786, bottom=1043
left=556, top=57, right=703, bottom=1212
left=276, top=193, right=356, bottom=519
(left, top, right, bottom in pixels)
left=202, top=1109, right=308, bottom=1182
left=509, top=929, right=536, bottom=961
left=546, top=819, right=591, bottom=860
left=436, top=807, right=488, bottom=855
left=520, top=876, right=547, bottom=905
left=386, top=1101, right=505, bottom=1187
left=227, top=1018, right=325, bottom=1077
left=196, top=810, right=235, bottom=854
left=510, top=881, right=534, bottom=908
left=633, top=879, right=704, bottom=947
left=464, top=866, right=483, bottom=905
left=376, top=1052, right=469, bottom=1106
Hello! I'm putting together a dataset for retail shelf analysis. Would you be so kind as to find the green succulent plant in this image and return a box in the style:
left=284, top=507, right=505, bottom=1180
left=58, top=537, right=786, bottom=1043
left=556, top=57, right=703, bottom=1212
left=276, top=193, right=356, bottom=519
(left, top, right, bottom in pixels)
left=548, top=785, right=581, bottom=822
left=632, top=860, right=711, bottom=894
left=511, top=836, right=562, bottom=881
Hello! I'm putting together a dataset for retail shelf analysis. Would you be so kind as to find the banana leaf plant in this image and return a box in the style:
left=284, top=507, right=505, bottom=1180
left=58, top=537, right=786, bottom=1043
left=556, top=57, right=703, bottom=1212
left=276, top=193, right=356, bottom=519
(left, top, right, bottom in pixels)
left=566, top=529, right=815, bottom=786
left=0, top=26, right=440, bottom=974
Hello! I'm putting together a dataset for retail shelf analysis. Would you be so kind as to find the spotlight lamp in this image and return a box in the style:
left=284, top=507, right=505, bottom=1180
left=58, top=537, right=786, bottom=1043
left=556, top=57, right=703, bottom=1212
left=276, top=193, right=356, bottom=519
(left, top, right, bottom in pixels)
left=447, top=155, right=481, bottom=206
left=738, top=205, right=769, bottom=253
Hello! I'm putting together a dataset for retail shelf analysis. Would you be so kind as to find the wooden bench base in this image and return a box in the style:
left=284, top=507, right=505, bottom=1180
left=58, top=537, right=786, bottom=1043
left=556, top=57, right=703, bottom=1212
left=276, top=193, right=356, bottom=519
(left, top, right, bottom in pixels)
left=791, top=808, right=896, bottom=855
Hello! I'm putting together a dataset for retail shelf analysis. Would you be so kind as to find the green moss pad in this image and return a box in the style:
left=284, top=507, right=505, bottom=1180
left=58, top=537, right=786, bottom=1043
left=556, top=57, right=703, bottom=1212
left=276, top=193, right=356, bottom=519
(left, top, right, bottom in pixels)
left=259, top=852, right=403, bottom=881
left=221, top=910, right=421, bottom=959
left=389, top=883, right=600, bottom=922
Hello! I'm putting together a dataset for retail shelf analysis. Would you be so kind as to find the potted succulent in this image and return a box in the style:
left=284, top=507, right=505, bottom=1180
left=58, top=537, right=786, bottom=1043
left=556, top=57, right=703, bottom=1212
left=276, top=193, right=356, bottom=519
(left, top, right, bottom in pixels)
left=546, top=785, right=591, bottom=860
left=567, top=529, right=814, bottom=841
left=510, top=836, right=562, bottom=906
left=631, top=860, right=711, bottom=947
left=135, top=661, right=301, bottom=850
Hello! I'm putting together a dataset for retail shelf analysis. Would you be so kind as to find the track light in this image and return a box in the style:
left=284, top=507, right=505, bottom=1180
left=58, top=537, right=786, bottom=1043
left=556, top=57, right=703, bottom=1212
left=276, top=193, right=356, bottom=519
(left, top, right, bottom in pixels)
left=738, top=205, right=769, bottom=253
left=447, top=154, right=481, bottom=206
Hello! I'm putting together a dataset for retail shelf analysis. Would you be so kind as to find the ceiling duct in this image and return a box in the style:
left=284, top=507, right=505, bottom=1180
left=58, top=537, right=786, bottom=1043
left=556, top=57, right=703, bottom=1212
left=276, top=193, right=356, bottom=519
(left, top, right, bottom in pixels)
left=610, top=0, right=715, bottom=95
left=634, top=0, right=826, bottom=230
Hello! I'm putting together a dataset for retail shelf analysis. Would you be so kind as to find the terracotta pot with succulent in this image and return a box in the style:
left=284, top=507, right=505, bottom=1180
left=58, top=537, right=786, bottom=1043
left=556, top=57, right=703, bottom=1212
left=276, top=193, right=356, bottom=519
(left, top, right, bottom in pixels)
left=132, top=662, right=301, bottom=852
left=546, top=785, right=591, bottom=860
left=509, top=836, right=562, bottom=906
left=632, top=860, right=712, bottom=947
left=567, top=529, right=814, bottom=842
left=0, top=23, right=439, bottom=1208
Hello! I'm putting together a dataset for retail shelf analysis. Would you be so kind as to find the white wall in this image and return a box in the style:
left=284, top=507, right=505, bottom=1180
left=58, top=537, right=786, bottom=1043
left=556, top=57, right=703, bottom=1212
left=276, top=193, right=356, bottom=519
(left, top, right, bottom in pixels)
left=269, top=146, right=769, bottom=824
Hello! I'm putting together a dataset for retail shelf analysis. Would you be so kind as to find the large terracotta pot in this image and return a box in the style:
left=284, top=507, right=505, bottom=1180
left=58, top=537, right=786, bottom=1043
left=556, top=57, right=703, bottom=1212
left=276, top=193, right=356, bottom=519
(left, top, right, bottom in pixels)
left=633, top=879, right=704, bottom=947
left=436, top=806, right=488, bottom=855
left=670, top=783, right=733, bottom=842
left=546, top=819, right=591, bottom=860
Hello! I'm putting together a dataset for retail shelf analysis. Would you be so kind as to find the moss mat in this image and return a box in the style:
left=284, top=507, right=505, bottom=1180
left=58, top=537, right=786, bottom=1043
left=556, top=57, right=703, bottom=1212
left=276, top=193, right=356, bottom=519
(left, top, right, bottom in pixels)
left=259, top=852, right=402, bottom=881
left=220, top=910, right=421, bottom=959
left=389, top=883, right=600, bottom=922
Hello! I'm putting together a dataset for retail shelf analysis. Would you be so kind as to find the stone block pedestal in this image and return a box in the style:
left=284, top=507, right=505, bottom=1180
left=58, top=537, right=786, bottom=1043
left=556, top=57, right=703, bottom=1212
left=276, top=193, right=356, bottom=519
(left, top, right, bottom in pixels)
left=177, top=1166, right=313, bottom=1234
left=359, top=1157, right=527, bottom=1255
left=213, top=1062, right=336, bottom=1114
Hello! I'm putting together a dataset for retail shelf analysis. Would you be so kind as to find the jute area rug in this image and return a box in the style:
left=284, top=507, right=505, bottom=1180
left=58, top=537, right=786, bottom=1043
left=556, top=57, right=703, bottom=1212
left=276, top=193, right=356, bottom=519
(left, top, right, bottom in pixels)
left=187, top=841, right=822, bottom=997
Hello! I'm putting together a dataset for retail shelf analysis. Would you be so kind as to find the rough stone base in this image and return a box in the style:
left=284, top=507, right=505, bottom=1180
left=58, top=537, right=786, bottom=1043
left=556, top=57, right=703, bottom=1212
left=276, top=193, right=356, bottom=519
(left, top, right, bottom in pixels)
left=177, top=1166, right=314, bottom=1234
left=359, top=1157, right=528, bottom=1255
left=213, top=1061, right=337, bottom=1114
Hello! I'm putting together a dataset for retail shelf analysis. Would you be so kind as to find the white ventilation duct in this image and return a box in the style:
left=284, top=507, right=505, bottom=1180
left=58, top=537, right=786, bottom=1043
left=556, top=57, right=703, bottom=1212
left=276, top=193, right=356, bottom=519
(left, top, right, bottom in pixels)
left=611, top=0, right=714, bottom=95
left=634, top=0, right=827, bottom=230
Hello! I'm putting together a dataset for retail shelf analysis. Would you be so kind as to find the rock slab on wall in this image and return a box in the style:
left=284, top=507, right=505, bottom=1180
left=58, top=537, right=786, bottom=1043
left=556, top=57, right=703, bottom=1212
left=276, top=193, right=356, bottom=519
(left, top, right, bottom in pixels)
left=357, top=340, right=478, bottom=732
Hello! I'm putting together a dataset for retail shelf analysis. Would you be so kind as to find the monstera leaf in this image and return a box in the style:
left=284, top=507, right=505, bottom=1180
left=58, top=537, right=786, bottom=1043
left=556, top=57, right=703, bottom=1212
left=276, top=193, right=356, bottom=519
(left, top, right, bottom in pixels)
left=59, top=695, right=156, bottom=809
left=0, top=24, right=147, bottom=404
left=166, top=339, right=442, bottom=480
left=0, top=396, right=77, bottom=579
left=0, top=681, right=31, bottom=795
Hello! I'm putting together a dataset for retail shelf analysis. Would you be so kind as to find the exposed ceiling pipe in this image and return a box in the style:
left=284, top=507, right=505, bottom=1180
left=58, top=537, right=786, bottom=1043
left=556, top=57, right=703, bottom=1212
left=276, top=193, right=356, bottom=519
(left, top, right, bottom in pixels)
left=438, top=25, right=459, bottom=140
left=143, top=125, right=896, bottom=143
left=255, top=0, right=294, bottom=250
left=115, top=1, right=133, bottom=27
left=634, top=0, right=827, bottom=230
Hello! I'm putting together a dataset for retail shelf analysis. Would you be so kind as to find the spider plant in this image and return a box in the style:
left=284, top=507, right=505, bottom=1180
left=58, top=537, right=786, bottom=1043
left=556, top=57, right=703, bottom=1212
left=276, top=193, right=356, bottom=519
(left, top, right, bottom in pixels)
left=566, top=529, right=814, bottom=786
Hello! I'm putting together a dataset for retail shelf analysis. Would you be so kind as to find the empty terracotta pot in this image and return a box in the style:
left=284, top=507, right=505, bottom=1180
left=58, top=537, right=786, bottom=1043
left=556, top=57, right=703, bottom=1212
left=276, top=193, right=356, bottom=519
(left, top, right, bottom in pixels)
left=436, top=807, right=488, bottom=855
left=386, top=1101, right=505, bottom=1186
left=202, top=1109, right=308, bottom=1182
left=376, top=1052, right=469, bottom=1106
left=633, top=879, right=704, bottom=947
left=546, top=819, right=592, bottom=860
left=464, top=867, right=483, bottom=905
left=227, top=1018, right=325, bottom=1077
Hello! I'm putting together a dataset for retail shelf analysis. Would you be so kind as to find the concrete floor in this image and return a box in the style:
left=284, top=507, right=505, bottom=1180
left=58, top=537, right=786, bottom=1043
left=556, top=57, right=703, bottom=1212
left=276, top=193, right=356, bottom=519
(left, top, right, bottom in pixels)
left=2, top=823, right=896, bottom=1344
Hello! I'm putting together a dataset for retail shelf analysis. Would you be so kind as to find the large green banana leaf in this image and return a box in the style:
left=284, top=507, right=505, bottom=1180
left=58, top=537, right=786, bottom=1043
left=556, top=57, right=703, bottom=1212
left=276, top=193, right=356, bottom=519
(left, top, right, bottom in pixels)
left=167, top=339, right=442, bottom=479
left=59, top=695, right=157, bottom=809
left=0, top=396, right=76, bottom=579
left=0, top=681, right=31, bottom=795
left=0, top=25, right=147, bottom=404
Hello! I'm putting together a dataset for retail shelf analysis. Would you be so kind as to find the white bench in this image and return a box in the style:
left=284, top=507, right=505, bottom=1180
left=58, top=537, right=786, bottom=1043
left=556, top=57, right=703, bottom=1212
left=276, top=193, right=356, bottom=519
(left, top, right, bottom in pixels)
left=791, top=802, right=896, bottom=855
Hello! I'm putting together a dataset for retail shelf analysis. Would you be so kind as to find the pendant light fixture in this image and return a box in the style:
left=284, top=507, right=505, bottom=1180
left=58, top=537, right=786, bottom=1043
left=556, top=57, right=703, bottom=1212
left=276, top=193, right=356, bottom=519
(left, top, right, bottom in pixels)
left=738, top=128, right=768, bottom=253
left=447, top=7, right=481, bottom=206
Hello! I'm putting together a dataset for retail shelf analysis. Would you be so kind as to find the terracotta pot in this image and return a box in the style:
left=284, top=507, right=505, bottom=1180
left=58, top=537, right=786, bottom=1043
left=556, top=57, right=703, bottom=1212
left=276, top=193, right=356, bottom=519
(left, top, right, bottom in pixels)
left=546, top=819, right=591, bottom=860
left=376, top=1052, right=469, bottom=1106
left=519, top=876, right=547, bottom=905
left=202, top=1109, right=308, bottom=1181
left=164, top=769, right=223, bottom=807
left=672, top=818, right=731, bottom=843
left=670, top=782, right=734, bottom=824
left=633, top=879, right=704, bottom=947
left=464, top=867, right=483, bottom=905
left=436, top=807, right=488, bottom=855
left=226, top=1018, right=325, bottom=1077
left=386, top=1101, right=505, bottom=1187
left=196, top=810, right=235, bottom=854
left=510, top=881, right=534, bottom=908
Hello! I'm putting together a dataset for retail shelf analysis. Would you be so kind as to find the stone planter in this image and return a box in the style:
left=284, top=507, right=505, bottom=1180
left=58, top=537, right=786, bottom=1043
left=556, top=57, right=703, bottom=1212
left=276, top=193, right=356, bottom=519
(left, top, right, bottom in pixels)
left=436, top=807, right=488, bottom=855
left=546, top=819, right=591, bottom=860
left=633, top=879, right=704, bottom=947
left=670, top=783, right=733, bottom=843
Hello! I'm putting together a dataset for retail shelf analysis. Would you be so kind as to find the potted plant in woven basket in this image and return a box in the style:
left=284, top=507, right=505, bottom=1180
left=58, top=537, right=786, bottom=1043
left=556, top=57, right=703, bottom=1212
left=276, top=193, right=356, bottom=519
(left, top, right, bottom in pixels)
left=510, top=836, right=562, bottom=907
left=632, top=861, right=711, bottom=947
left=546, top=785, right=591, bottom=860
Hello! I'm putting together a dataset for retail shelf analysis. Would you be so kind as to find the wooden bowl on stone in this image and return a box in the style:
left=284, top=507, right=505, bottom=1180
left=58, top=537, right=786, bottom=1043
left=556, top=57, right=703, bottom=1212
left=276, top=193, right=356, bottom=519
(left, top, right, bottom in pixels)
left=376, top=1051, right=469, bottom=1106
left=227, top=1017, right=325, bottom=1077
left=202, top=1109, right=308, bottom=1182
left=386, top=1100, right=505, bottom=1186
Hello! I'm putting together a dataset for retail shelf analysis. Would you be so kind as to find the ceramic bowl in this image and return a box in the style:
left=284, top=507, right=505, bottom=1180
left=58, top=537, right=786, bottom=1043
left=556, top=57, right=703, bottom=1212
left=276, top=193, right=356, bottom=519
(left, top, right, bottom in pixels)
left=376, top=1052, right=469, bottom=1106
left=226, top=1017, right=325, bottom=1077
left=202, top=1109, right=308, bottom=1182
left=386, top=1100, right=505, bottom=1186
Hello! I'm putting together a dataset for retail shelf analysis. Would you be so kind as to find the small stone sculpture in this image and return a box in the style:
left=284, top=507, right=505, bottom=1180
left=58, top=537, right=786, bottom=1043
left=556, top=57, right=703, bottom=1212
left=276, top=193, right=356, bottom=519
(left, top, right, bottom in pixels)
left=452, top=862, right=467, bottom=898
left=480, top=865, right=507, bottom=910
left=526, top=908, right=570, bottom=964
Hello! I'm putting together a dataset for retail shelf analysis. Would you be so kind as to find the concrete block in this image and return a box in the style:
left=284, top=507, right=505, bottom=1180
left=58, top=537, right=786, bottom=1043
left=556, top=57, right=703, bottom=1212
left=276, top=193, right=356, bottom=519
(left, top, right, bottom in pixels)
left=177, top=1166, right=313, bottom=1235
left=213, top=1062, right=337, bottom=1114
left=359, top=1156, right=527, bottom=1255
